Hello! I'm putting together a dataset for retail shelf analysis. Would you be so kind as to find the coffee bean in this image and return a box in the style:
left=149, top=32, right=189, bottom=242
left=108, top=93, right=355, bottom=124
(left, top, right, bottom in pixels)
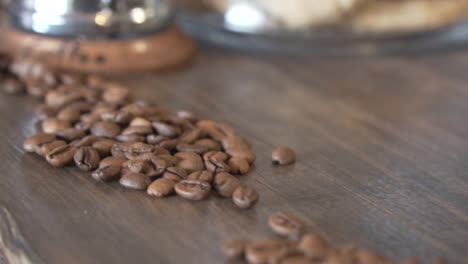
left=102, top=82, right=129, bottom=104
left=42, top=118, right=72, bottom=134
left=174, top=180, right=211, bottom=200
left=204, top=151, right=231, bottom=173
left=119, top=172, right=151, bottom=190
left=25, top=80, right=50, bottom=98
left=116, top=134, right=146, bottom=143
left=146, top=134, right=168, bottom=144
left=232, top=185, right=259, bottom=209
left=23, top=133, right=55, bottom=152
left=129, top=117, right=151, bottom=127
left=213, top=172, right=241, bottom=198
left=179, top=128, right=202, bottom=144
left=57, top=107, right=81, bottom=122
left=122, top=159, right=151, bottom=174
left=45, top=88, right=83, bottom=108
left=2, top=78, right=25, bottom=94
left=100, top=156, right=127, bottom=168
left=245, top=240, right=292, bottom=264
left=228, top=157, right=250, bottom=175
left=222, top=239, right=250, bottom=259
left=147, top=178, right=175, bottom=197
left=204, top=151, right=229, bottom=162
left=152, top=146, right=170, bottom=156
left=157, top=154, right=180, bottom=167
left=298, top=233, right=329, bottom=260
left=175, top=152, right=205, bottom=173
left=163, top=166, right=187, bottom=182
left=223, top=137, right=256, bottom=164
left=159, top=139, right=179, bottom=151
left=146, top=158, right=167, bottom=178
left=268, top=212, right=304, bottom=238
left=91, top=121, right=121, bottom=138
left=100, top=111, right=133, bottom=125
left=122, top=125, right=153, bottom=136
left=92, top=158, right=125, bottom=181
left=74, top=147, right=100, bottom=171
left=35, top=140, right=66, bottom=157
left=194, top=139, right=221, bottom=151
left=67, top=101, right=95, bottom=113
left=45, top=145, right=76, bottom=167
left=187, top=170, right=214, bottom=183
left=70, top=135, right=102, bottom=148
left=119, top=142, right=154, bottom=159
left=272, top=147, right=296, bottom=165
left=80, top=112, right=101, bottom=124
left=34, top=104, right=57, bottom=120
left=152, top=121, right=181, bottom=137
left=92, top=139, right=116, bottom=157
left=176, top=143, right=208, bottom=154
left=55, top=128, right=86, bottom=142
left=196, top=120, right=227, bottom=141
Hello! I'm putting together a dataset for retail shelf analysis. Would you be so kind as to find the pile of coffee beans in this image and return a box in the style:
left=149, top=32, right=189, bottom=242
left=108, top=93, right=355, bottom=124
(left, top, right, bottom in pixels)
left=222, top=212, right=445, bottom=264
left=1, top=58, right=258, bottom=209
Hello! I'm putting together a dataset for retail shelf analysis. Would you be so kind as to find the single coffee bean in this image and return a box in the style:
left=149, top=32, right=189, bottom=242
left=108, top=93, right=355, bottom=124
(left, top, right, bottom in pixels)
left=152, top=146, right=170, bottom=156
left=119, top=172, right=151, bottom=190
left=196, top=120, right=227, bottom=141
left=232, top=185, right=259, bottom=209
left=100, top=111, right=134, bottom=125
left=34, top=104, right=57, bottom=120
left=80, top=112, right=101, bottom=124
left=146, top=158, right=167, bottom=178
left=129, top=117, right=151, bottom=127
left=92, top=139, right=116, bottom=157
left=174, top=180, right=211, bottom=200
left=268, top=212, right=304, bottom=238
left=204, top=151, right=231, bottom=173
left=102, top=83, right=129, bottom=104
left=203, top=151, right=229, bottom=162
left=45, top=88, right=83, bottom=108
left=213, top=172, right=241, bottom=198
left=152, top=121, right=181, bottom=137
left=146, top=134, right=168, bottom=144
left=175, top=152, right=205, bottom=173
left=122, top=125, right=153, bottom=136
left=120, top=142, right=154, bottom=159
left=55, top=128, right=86, bottom=142
left=42, top=118, right=72, bottom=134
left=245, top=240, right=292, bottom=264
left=162, top=166, right=187, bottom=182
left=157, top=154, right=180, bottom=167
left=2, top=78, right=25, bottom=94
left=272, top=147, right=296, bottom=165
left=194, top=139, right=221, bottom=151
left=45, top=145, right=76, bottom=167
left=122, top=159, right=150, bottom=174
left=179, top=128, right=202, bottom=144
left=23, top=133, right=55, bottom=152
left=70, top=135, right=102, bottom=148
left=147, top=178, right=175, bottom=197
left=222, top=239, right=250, bottom=259
left=91, top=121, right=121, bottom=138
left=298, top=233, right=329, bottom=260
left=228, top=157, right=250, bottom=175
left=224, top=142, right=256, bottom=165
left=100, top=156, right=127, bottom=167
left=35, top=140, right=66, bottom=157
left=187, top=170, right=214, bottom=183
left=74, top=147, right=100, bottom=171
left=176, top=143, right=208, bottom=154
left=57, top=107, right=81, bottom=122
left=92, top=164, right=121, bottom=182
left=116, top=134, right=146, bottom=143
left=159, top=139, right=179, bottom=151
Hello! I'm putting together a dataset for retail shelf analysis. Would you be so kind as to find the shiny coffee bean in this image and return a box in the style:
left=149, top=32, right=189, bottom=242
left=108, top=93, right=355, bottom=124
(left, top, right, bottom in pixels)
left=268, top=212, right=304, bottom=238
left=152, top=121, right=181, bottom=137
left=272, top=147, right=296, bottom=165
left=152, top=146, right=170, bottom=156
left=70, top=135, right=102, bottom=148
left=92, top=164, right=121, bottom=182
left=194, top=139, right=221, bottom=151
left=298, top=233, right=329, bottom=260
left=122, top=159, right=150, bottom=174
left=174, top=180, right=211, bottom=200
left=74, top=147, right=100, bottom=171
left=157, top=154, right=180, bottom=167
left=55, top=128, right=86, bottom=142
left=222, top=239, right=250, bottom=259
left=119, top=172, right=151, bottom=190
left=232, top=185, right=259, bottom=209
left=175, top=152, right=205, bottom=173
left=122, top=125, right=153, bottom=136
left=130, top=117, right=151, bottom=127
left=146, top=134, right=168, bottom=144
left=92, top=139, right=116, bottom=157
left=57, top=107, right=81, bottom=122
left=101, top=111, right=134, bottom=125
left=2, top=78, right=25, bottom=94
left=228, top=157, right=250, bottom=175
left=42, top=118, right=72, bottom=134
left=179, top=128, right=202, bottom=144
left=23, top=133, right=55, bottom=152
left=45, top=145, right=76, bottom=167
left=176, top=143, right=208, bottom=154
left=162, top=166, right=187, bottom=182
left=91, top=121, right=121, bottom=138
left=116, top=134, right=146, bottom=143
left=187, top=170, right=214, bottom=183
left=147, top=178, right=175, bottom=197
left=120, top=142, right=154, bottom=159
left=159, top=139, right=179, bottom=151
left=213, top=172, right=241, bottom=198
left=100, top=156, right=127, bottom=167
left=45, top=88, right=83, bottom=108
left=36, top=140, right=67, bottom=157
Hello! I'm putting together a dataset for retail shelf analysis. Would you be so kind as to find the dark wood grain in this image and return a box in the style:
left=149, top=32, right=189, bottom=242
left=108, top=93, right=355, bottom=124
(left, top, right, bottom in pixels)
left=0, top=49, right=468, bottom=264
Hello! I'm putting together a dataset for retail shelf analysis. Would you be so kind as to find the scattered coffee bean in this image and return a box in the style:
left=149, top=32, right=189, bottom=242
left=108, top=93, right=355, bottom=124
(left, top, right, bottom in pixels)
left=213, top=172, right=241, bottom=198
left=92, top=163, right=122, bottom=182
left=45, top=145, right=76, bottom=167
left=121, top=125, right=153, bottom=136
left=298, top=233, right=329, bottom=260
left=187, top=170, right=214, bottom=183
left=232, top=185, right=259, bottom=209
left=228, top=157, right=250, bottom=175
left=100, top=111, right=133, bottom=125
left=174, top=180, right=211, bottom=200
left=147, top=178, right=175, bottom=197
left=42, top=118, right=72, bottom=134
left=157, top=154, right=180, bottom=167
left=222, top=239, right=250, bottom=259
left=272, top=147, right=296, bottom=165
left=268, top=212, right=304, bottom=238
left=23, top=133, right=55, bottom=152
left=116, top=134, right=145, bottom=143
left=74, top=147, right=100, bottom=171
left=91, top=121, right=121, bottom=138
left=119, top=172, right=151, bottom=190
left=179, top=128, right=202, bottom=144
left=70, top=135, right=102, bottom=148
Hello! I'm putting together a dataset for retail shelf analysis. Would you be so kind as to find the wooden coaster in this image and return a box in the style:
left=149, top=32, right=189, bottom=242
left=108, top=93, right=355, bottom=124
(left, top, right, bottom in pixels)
left=0, top=26, right=197, bottom=74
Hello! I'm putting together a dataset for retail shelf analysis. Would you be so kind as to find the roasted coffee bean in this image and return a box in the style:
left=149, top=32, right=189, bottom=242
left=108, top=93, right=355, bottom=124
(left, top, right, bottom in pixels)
left=272, top=147, right=296, bottom=166
left=204, top=152, right=231, bottom=173
left=268, top=212, right=304, bottom=238
left=23, top=133, right=55, bottom=152
left=119, top=172, right=151, bottom=190
left=122, top=125, right=153, bottom=136
left=174, top=180, right=211, bottom=200
left=176, top=143, right=208, bottom=154
left=228, top=157, right=250, bottom=175
left=147, top=178, right=175, bottom=197
left=55, top=128, right=86, bottom=142
left=196, top=120, right=227, bottom=141
left=120, top=142, right=154, bottom=159
left=45, top=145, right=76, bottom=167
left=42, top=118, right=72, bottom=134
left=99, top=156, right=127, bottom=168
left=157, top=154, right=180, bottom=167
left=116, top=134, right=146, bottom=143
left=74, top=121, right=93, bottom=132
left=204, top=151, right=229, bottom=162
left=146, top=134, right=168, bottom=144
left=57, top=107, right=81, bottom=122
left=245, top=240, right=292, bottom=264
left=74, top=147, right=100, bottom=171
left=35, top=140, right=66, bottom=157
left=213, top=172, right=241, bottom=198
left=45, top=88, right=83, bottom=108
left=133, top=153, right=157, bottom=162
left=232, top=185, right=259, bottom=209
left=129, top=117, right=151, bottom=127
left=80, top=112, right=101, bottom=124
left=222, top=239, right=250, bottom=259
left=152, top=121, right=181, bottom=137
left=92, top=157, right=126, bottom=181
left=152, top=146, right=170, bottom=156
left=102, top=82, right=129, bottom=104
left=92, top=103, right=117, bottom=115
left=2, top=78, right=25, bottom=94
left=175, top=152, right=205, bottom=173
left=223, top=137, right=256, bottom=164
left=70, top=135, right=102, bottom=147
left=122, top=159, right=150, bottom=174
left=194, top=139, right=221, bottom=151
left=92, top=139, right=116, bottom=157
left=86, top=75, right=106, bottom=89
left=34, top=104, right=57, bottom=120
left=187, top=170, right=214, bottom=183
left=179, top=128, right=202, bottom=144
left=159, top=139, right=179, bottom=151
left=91, top=121, right=121, bottom=138
left=162, top=166, right=187, bottom=182
left=298, top=233, right=329, bottom=260
left=100, top=111, right=133, bottom=125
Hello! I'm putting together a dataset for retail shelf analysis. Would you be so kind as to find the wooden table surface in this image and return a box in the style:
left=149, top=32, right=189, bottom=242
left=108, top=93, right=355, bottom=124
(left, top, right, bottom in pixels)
left=1, top=49, right=468, bottom=264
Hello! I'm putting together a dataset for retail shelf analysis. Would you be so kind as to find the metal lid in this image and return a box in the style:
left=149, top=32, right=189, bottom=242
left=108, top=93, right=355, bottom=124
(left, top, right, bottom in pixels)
left=6, top=0, right=174, bottom=39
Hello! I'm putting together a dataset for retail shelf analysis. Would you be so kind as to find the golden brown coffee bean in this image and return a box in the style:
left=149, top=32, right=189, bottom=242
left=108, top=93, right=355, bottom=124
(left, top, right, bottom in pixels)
left=232, top=185, right=259, bottom=209
left=268, top=212, right=305, bottom=238
left=23, top=133, right=55, bottom=152
left=298, top=233, right=329, bottom=260
left=174, top=180, right=211, bottom=200
left=228, top=157, right=250, bottom=175
left=45, top=145, right=76, bottom=167
left=272, top=147, right=296, bottom=165
left=42, top=118, right=72, bottom=134
left=147, top=178, right=175, bottom=197
left=213, top=172, right=240, bottom=198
